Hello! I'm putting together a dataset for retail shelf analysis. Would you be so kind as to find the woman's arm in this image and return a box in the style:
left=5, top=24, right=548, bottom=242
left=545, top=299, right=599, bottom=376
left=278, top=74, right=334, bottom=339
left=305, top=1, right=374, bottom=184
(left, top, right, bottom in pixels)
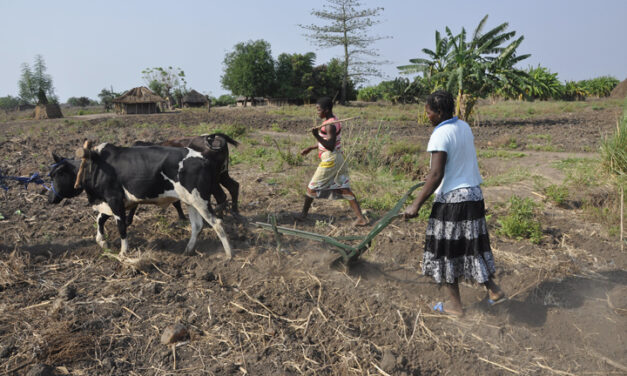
left=403, top=151, right=447, bottom=218
left=312, top=123, right=336, bottom=152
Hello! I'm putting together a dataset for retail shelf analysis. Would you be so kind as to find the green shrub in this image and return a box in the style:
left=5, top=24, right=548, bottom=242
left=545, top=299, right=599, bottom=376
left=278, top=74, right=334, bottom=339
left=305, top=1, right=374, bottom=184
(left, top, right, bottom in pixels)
left=357, top=86, right=381, bottom=102
left=544, top=184, right=569, bottom=205
left=497, top=195, right=542, bottom=243
left=600, top=106, right=627, bottom=181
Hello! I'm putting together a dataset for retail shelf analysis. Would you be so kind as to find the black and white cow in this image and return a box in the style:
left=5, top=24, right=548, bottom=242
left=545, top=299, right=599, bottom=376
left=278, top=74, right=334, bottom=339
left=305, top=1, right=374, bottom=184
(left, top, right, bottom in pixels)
left=48, top=143, right=232, bottom=258
left=128, top=133, right=240, bottom=224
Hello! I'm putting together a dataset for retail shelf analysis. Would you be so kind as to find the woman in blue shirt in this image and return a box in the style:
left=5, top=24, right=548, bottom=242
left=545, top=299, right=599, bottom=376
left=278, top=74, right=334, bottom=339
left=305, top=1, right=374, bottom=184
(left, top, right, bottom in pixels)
left=403, top=90, right=505, bottom=317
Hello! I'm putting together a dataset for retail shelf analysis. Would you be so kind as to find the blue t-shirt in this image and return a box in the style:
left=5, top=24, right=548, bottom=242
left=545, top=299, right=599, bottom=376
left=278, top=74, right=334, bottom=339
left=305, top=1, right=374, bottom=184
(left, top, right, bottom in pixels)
left=427, top=117, right=482, bottom=194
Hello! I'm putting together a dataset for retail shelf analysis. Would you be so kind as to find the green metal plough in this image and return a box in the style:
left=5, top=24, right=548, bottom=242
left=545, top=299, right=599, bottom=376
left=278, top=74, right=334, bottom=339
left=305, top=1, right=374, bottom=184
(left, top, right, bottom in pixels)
left=255, top=181, right=425, bottom=264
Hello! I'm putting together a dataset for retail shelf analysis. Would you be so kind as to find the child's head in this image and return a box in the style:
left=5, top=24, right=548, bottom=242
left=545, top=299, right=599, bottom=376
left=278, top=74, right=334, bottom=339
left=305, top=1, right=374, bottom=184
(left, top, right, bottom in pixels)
left=316, top=97, right=333, bottom=118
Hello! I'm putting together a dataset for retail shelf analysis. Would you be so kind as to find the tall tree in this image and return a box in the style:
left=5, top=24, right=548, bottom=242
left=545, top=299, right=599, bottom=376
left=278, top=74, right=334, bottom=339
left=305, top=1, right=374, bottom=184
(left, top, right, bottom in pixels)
left=274, top=52, right=316, bottom=100
left=18, top=54, right=56, bottom=105
left=141, top=66, right=187, bottom=106
left=300, top=0, right=388, bottom=104
left=221, top=40, right=276, bottom=105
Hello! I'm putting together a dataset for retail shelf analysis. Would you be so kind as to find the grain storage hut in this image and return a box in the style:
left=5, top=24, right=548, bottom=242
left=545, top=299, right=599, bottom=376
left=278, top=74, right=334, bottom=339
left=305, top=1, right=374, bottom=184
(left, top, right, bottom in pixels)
left=182, top=89, right=209, bottom=108
left=112, top=86, right=165, bottom=114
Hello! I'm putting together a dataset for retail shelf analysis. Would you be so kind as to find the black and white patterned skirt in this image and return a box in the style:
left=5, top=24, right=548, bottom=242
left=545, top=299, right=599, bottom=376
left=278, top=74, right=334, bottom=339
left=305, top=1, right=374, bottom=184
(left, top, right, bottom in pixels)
left=422, top=186, right=495, bottom=284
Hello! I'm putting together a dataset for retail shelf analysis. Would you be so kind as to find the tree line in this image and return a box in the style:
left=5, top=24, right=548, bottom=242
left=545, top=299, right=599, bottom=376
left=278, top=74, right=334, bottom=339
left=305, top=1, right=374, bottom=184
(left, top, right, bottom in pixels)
left=358, top=15, right=620, bottom=119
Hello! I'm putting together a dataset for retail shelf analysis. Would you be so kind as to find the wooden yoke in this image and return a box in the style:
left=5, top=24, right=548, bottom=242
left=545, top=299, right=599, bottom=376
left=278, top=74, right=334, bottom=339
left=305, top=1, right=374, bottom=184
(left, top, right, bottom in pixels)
left=74, top=140, right=93, bottom=189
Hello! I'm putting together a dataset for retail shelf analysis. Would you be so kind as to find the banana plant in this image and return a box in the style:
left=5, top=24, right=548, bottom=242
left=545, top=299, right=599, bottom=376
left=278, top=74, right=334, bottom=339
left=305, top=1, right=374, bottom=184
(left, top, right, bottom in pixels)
left=398, top=15, right=532, bottom=120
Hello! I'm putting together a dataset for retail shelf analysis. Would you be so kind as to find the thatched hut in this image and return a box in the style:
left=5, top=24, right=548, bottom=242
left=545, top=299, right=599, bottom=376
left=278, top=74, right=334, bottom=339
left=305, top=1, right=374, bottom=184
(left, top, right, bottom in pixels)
left=112, top=87, right=165, bottom=114
left=182, top=89, right=209, bottom=108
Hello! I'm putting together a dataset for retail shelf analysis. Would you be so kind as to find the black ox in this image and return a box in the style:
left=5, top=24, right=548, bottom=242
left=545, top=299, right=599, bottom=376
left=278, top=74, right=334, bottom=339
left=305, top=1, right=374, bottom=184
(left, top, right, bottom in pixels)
left=48, top=143, right=232, bottom=258
left=129, top=133, right=240, bottom=224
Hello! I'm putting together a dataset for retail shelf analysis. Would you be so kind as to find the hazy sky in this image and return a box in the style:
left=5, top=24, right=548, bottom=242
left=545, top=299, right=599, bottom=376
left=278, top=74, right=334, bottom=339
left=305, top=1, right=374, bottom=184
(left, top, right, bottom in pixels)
left=1, top=0, right=626, bottom=102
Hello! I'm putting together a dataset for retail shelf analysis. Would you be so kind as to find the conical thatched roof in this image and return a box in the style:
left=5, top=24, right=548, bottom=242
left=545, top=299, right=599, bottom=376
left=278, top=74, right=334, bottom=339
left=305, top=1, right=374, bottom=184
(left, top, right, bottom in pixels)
left=113, top=86, right=165, bottom=104
left=610, top=78, right=627, bottom=99
left=182, top=89, right=208, bottom=104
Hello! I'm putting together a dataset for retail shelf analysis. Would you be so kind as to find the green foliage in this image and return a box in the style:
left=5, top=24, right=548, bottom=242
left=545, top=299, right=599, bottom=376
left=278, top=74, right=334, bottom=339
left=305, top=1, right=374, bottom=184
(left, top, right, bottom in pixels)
left=221, top=40, right=276, bottom=100
left=357, top=86, right=381, bottom=102
left=311, top=58, right=357, bottom=101
left=98, top=88, right=120, bottom=111
left=497, top=195, right=542, bottom=243
left=543, top=184, right=569, bottom=205
left=274, top=52, right=316, bottom=100
left=578, top=76, right=619, bottom=98
left=141, top=66, right=187, bottom=102
left=518, top=65, right=563, bottom=100
left=553, top=157, right=601, bottom=187
left=478, top=150, right=526, bottom=159
left=299, top=0, right=388, bottom=103
left=66, top=96, right=97, bottom=107
left=561, top=81, right=588, bottom=101
left=600, top=104, right=627, bottom=182
left=212, top=123, right=248, bottom=139
left=18, top=54, right=56, bottom=104
left=212, top=94, right=236, bottom=107
left=398, top=15, right=532, bottom=119
left=378, top=78, right=423, bottom=104
left=0, top=95, right=21, bottom=110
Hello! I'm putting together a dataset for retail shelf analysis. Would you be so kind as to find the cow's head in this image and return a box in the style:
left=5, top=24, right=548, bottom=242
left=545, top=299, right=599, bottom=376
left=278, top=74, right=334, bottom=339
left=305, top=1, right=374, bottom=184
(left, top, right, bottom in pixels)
left=48, top=153, right=82, bottom=204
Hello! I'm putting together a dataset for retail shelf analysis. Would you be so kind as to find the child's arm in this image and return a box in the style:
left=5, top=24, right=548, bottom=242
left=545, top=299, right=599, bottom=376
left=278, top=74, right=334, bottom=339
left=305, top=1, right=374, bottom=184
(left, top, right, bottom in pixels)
left=300, top=145, right=317, bottom=156
left=312, top=124, right=336, bottom=152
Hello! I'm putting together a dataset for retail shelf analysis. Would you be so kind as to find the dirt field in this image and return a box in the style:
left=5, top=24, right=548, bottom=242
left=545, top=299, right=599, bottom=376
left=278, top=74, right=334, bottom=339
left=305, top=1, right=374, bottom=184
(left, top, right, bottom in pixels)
left=0, top=104, right=625, bottom=375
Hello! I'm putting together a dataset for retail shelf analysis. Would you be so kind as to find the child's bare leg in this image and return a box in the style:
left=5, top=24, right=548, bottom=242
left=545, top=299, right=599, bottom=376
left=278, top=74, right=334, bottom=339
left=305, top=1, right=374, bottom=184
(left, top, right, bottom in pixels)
left=348, top=199, right=368, bottom=226
left=298, top=196, right=314, bottom=220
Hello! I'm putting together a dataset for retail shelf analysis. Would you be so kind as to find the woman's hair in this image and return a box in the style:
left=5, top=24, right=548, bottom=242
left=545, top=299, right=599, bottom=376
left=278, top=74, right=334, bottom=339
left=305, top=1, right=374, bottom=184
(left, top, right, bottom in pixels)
left=316, top=96, right=333, bottom=112
left=426, top=90, right=454, bottom=116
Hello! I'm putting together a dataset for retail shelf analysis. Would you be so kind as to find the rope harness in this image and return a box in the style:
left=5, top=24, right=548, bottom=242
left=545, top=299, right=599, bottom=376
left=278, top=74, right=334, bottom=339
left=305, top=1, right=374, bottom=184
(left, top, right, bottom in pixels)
left=74, top=140, right=93, bottom=189
left=0, top=159, right=67, bottom=199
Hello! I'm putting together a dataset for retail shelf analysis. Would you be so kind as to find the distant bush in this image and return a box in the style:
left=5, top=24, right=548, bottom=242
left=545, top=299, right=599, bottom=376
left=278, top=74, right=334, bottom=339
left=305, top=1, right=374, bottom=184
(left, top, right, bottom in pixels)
left=578, top=76, right=619, bottom=98
left=357, top=86, right=381, bottom=102
left=67, top=97, right=99, bottom=107
left=0, top=95, right=21, bottom=111
left=67, top=96, right=98, bottom=107
left=212, top=94, right=236, bottom=107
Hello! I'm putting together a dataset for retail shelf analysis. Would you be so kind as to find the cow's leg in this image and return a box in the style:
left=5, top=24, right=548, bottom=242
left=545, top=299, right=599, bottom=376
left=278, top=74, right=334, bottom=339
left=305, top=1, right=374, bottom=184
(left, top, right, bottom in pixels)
left=107, top=199, right=129, bottom=257
left=212, top=184, right=228, bottom=218
left=126, top=204, right=138, bottom=226
left=192, top=202, right=232, bottom=259
left=172, top=201, right=186, bottom=220
left=220, top=172, right=240, bottom=213
left=96, top=212, right=110, bottom=249
left=184, top=205, right=204, bottom=255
